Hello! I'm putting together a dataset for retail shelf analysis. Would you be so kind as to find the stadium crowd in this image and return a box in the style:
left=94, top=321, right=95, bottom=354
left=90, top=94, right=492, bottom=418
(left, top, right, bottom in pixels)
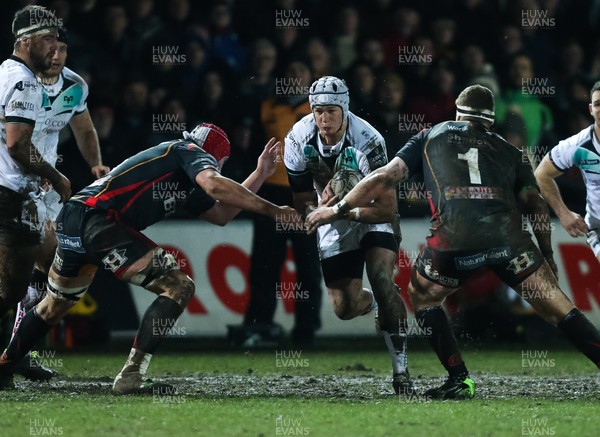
left=2, top=0, right=597, bottom=216
left=3, top=0, right=596, bottom=349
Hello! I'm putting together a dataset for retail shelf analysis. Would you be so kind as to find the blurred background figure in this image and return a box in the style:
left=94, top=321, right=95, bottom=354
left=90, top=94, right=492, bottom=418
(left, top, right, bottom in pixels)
left=231, top=59, right=323, bottom=347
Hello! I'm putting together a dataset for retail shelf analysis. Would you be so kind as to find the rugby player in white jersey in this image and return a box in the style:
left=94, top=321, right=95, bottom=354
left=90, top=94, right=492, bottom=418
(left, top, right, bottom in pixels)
left=535, top=81, right=600, bottom=258
left=9, top=26, right=110, bottom=381
left=0, top=6, right=70, bottom=347
left=284, top=76, right=414, bottom=395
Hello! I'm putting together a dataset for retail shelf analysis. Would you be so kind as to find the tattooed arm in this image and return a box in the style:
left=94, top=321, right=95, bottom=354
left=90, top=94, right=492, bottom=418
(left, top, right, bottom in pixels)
left=305, top=157, right=409, bottom=233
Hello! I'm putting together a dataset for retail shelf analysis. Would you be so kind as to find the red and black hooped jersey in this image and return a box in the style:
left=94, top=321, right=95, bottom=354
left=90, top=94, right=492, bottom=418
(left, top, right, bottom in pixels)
left=72, top=140, right=218, bottom=230
left=396, top=121, right=538, bottom=251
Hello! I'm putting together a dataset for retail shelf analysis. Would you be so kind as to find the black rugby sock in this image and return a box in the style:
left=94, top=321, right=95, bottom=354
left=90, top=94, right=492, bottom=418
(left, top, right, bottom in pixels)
left=1, top=307, right=51, bottom=368
left=558, top=308, right=600, bottom=369
left=415, top=306, right=468, bottom=377
left=133, top=296, right=183, bottom=354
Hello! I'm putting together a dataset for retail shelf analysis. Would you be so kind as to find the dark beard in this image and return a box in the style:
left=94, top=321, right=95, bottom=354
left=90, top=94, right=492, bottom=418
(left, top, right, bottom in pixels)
left=29, top=48, right=52, bottom=73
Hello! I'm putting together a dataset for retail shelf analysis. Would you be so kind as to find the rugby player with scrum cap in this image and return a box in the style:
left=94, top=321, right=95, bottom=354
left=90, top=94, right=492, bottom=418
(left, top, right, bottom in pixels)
left=0, top=124, right=298, bottom=393
left=285, top=76, right=414, bottom=395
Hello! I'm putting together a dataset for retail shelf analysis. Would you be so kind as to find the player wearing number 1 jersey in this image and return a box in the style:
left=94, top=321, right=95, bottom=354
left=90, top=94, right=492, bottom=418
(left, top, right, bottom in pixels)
left=307, top=85, right=600, bottom=399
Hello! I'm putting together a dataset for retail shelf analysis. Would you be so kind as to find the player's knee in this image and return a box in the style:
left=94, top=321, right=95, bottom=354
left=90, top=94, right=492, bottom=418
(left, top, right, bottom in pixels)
left=369, top=268, right=394, bottom=293
left=175, top=275, right=195, bottom=304
left=155, top=271, right=195, bottom=308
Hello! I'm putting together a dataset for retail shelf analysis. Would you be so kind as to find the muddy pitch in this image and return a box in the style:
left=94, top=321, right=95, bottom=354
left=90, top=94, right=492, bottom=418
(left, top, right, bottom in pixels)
left=9, top=373, right=600, bottom=401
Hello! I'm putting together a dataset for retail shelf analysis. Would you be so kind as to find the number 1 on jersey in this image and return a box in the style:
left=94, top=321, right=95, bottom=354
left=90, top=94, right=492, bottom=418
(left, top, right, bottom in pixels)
left=458, top=148, right=481, bottom=184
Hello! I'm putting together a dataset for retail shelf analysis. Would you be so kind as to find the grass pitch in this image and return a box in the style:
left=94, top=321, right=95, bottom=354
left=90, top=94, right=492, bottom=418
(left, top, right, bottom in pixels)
left=1, top=345, right=598, bottom=437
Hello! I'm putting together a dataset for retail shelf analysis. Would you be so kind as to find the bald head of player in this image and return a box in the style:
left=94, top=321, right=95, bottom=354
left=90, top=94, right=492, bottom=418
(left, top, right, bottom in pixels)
left=12, top=5, right=59, bottom=74
left=455, top=84, right=495, bottom=128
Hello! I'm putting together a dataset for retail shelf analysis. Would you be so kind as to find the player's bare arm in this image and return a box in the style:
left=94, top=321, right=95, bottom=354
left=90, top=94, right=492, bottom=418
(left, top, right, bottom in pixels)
left=518, top=187, right=558, bottom=277
left=195, top=168, right=298, bottom=222
left=200, top=138, right=280, bottom=225
left=305, top=156, right=409, bottom=233
left=69, top=109, right=110, bottom=178
left=5, top=122, right=71, bottom=202
left=534, top=155, right=588, bottom=237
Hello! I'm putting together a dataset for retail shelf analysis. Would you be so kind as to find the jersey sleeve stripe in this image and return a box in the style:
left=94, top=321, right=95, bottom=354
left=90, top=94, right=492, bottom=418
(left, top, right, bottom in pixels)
left=423, top=122, right=450, bottom=213
left=5, top=116, right=35, bottom=125
left=547, top=151, right=567, bottom=172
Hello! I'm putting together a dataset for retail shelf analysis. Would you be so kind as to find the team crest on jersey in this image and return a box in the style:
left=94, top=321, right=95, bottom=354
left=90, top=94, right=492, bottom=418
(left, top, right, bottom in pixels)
left=507, top=251, right=536, bottom=274
left=102, top=249, right=128, bottom=272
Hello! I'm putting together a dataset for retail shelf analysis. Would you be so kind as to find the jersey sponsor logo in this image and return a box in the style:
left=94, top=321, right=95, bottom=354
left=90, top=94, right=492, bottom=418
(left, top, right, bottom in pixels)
left=580, top=159, right=600, bottom=165
left=164, top=196, right=177, bottom=215
left=102, top=248, right=128, bottom=272
left=454, top=247, right=511, bottom=270
left=14, top=81, right=38, bottom=92
left=56, top=233, right=85, bottom=253
left=8, top=100, right=34, bottom=111
left=44, top=118, right=67, bottom=128
left=507, top=251, right=536, bottom=274
left=52, top=251, right=64, bottom=271
left=423, top=264, right=460, bottom=287
left=447, top=124, right=467, bottom=131
left=366, top=143, right=386, bottom=169
left=63, top=95, right=74, bottom=103
left=444, top=186, right=504, bottom=200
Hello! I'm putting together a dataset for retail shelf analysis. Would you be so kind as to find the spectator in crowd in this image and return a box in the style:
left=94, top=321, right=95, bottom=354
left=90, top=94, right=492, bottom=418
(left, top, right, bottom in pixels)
left=431, top=17, right=457, bottom=62
left=207, top=1, right=246, bottom=72
left=239, top=59, right=324, bottom=347
left=495, top=54, right=554, bottom=160
left=239, top=39, right=278, bottom=109
left=112, top=77, right=152, bottom=156
left=304, top=38, right=332, bottom=78
left=381, top=7, right=421, bottom=70
left=346, top=62, right=377, bottom=119
left=457, top=45, right=499, bottom=95
left=330, top=5, right=360, bottom=72
left=406, top=61, right=456, bottom=125
left=355, top=37, right=387, bottom=78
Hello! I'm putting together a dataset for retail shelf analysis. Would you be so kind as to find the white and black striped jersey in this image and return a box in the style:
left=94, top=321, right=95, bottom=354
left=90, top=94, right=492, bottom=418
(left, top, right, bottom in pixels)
left=0, top=56, right=51, bottom=195
left=549, top=125, right=600, bottom=224
left=36, top=66, right=88, bottom=167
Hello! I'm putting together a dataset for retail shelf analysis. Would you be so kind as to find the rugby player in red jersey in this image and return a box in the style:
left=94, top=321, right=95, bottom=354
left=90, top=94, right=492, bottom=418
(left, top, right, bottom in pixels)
left=308, top=85, right=600, bottom=399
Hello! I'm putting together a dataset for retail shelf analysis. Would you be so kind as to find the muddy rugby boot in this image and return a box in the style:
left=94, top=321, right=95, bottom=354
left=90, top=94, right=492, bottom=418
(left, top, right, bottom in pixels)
left=14, top=352, right=55, bottom=381
left=425, top=375, right=475, bottom=400
left=393, top=372, right=417, bottom=396
left=112, top=364, right=174, bottom=395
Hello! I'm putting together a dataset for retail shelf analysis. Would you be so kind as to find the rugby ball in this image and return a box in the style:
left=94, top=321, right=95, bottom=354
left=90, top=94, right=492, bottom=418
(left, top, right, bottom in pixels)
left=330, top=169, right=363, bottom=198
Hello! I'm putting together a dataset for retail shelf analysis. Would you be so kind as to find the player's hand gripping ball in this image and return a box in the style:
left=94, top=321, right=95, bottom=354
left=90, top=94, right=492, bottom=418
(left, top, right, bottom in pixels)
left=330, top=169, right=363, bottom=198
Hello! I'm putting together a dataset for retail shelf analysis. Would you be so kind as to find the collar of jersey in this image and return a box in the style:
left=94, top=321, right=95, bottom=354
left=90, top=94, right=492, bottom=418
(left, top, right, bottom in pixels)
left=317, top=130, right=346, bottom=157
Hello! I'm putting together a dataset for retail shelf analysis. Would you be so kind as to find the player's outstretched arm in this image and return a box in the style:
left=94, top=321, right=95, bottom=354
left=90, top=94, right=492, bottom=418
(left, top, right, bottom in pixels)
left=70, top=110, right=110, bottom=178
left=5, top=123, right=71, bottom=202
left=200, top=138, right=280, bottom=225
left=518, top=187, right=558, bottom=277
left=305, top=157, right=408, bottom=233
left=196, top=168, right=298, bottom=224
left=534, top=155, right=588, bottom=237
